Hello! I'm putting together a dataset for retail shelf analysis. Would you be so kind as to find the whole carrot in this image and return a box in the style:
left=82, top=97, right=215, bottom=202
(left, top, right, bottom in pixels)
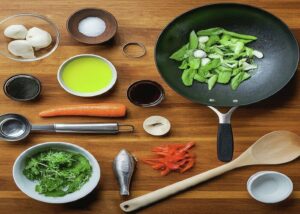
left=39, top=103, right=126, bottom=118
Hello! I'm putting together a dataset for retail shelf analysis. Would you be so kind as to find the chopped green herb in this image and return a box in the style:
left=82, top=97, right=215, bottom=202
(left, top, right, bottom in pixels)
left=23, top=149, right=92, bottom=197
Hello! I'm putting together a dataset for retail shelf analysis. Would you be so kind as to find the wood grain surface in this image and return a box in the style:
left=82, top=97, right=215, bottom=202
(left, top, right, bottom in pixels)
left=0, top=0, right=299, bottom=213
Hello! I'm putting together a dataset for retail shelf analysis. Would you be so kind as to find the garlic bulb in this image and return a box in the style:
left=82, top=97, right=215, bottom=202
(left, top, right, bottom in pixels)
left=26, top=27, right=52, bottom=50
left=4, top=25, right=28, bottom=39
left=143, top=116, right=171, bottom=136
left=8, top=40, right=35, bottom=59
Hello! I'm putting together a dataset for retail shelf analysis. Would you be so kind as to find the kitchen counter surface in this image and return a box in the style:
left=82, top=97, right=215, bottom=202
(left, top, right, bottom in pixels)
left=0, top=0, right=299, bottom=213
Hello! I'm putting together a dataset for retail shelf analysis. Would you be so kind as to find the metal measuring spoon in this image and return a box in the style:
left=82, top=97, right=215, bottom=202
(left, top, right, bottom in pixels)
left=0, top=113, right=134, bottom=142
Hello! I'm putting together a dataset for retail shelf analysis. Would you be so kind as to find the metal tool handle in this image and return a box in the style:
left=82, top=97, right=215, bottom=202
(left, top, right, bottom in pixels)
left=208, top=106, right=237, bottom=162
left=32, top=123, right=134, bottom=134
left=54, top=123, right=119, bottom=134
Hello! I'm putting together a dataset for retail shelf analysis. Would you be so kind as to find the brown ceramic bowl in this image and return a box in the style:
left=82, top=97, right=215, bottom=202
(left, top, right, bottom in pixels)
left=67, top=8, right=117, bottom=44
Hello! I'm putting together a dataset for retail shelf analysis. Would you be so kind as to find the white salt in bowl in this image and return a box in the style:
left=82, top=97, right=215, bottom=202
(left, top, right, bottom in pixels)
left=247, top=171, right=293, bottom=203
left=67, top=8, right=117, bottom=44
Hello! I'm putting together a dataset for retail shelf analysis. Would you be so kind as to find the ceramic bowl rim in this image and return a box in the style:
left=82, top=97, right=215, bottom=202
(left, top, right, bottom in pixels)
left=66, top=7, right=118, bottom=44
left=246, top=171, right=293, bottom=204
left=57, top=54, right=117, bottom=97
left=12, top=142, right=101, bottom=204
left=3, top=74, right=41, bottom=101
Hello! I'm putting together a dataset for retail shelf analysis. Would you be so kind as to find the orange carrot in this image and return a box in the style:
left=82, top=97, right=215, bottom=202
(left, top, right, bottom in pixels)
left=39, top=103, right=126, bottom=118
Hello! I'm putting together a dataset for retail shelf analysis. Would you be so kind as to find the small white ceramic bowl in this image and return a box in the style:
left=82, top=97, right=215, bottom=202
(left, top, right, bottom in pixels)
left=13, top=142, right=100, bottom=204
left=57, top=54, right=117, bottom=97
left=247, top=171, right=293, bottom=204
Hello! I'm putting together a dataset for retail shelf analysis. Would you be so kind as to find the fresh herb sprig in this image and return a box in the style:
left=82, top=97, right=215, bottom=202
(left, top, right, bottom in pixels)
left=23, top=149, right=92, bottom=197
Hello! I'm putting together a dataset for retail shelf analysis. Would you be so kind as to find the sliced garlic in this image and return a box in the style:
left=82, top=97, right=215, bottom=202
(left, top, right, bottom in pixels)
left=4, top=24, right=28, bottom=39
left=193, top=49, right=207, bottom=58
left=198, top=36, right=209, bottom=43
left=8, top=40, right=35, bottom=59
left=253, top=50, right=264, bottom=59
left=143, top=116, right=171, bottom=136
left=26, top=27, right=52, bottom=50
left=201, top=58, right=211, bottom=66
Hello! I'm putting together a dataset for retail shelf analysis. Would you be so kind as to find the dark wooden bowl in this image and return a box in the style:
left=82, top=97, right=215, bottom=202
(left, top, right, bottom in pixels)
left=67, top=8, right=118, bottom=44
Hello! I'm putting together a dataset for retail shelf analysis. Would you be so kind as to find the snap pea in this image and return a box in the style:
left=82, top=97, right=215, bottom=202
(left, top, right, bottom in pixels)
left=223, top=30, right=257, bottom=40
left=206, top=35, right=220, bottom=47
left=216, top=66, right=232, bottom=73
left=170, top=43, right=189, bottom=61
left=232, top=68, right=242, bottom=76
left=197, top=27, right=224, bottom=36
left=179, top=60, right=189, bottom=69
left=188, top=56, right=201, bottom=69
left=198, top=59, right=221, bottom=76
left=170, top=28, right=262, bottom=90
left=219, top=34, right=231, bottom=45
left=189, top=30, right=198, bottom=50
left=233, top=41, right=244, bottom=55
left=194, top=73, right=206, bottom=83
left=217, top=71, right=232, bottom=84
left=181, top=68, right=196, bottom=86
left=208, top=75, right=218, bottom=90
left=231, top=72, right=251, bottom=90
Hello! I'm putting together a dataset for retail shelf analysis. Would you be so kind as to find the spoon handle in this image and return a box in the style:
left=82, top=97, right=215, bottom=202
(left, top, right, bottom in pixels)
left=120, top=162, right=237, bottom=212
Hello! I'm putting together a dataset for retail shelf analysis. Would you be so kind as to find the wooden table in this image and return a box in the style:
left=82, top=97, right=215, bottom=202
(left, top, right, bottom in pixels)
left=0, top=0, right=299, bottom=213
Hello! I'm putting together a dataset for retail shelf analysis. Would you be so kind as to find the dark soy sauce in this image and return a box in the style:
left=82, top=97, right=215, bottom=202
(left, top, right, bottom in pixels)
left=127, top=80, right=164, bottom=107
left=4, top=75, right=41, bottom=101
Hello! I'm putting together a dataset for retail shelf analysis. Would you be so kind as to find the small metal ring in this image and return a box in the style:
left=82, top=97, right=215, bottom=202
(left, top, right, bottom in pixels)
left=122, top=42, right=146, bottom=58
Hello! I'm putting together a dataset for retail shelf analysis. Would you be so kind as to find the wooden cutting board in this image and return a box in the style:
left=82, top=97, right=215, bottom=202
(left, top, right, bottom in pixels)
left=0, top=0, right=299, bottom=213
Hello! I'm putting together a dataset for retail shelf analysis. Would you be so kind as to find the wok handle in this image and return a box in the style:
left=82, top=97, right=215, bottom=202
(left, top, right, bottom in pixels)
left=208, top=106, right=237, bottom=162
left=217, top=123, right=234, bottom=162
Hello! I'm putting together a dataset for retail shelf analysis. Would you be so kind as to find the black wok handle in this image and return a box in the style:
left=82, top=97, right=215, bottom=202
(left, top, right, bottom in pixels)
left=217, top=123, right=234, bottom=162
left=208, top=106, right=237, bottom=163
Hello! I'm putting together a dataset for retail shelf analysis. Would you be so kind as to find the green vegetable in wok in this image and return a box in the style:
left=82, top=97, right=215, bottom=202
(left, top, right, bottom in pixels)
left=23, top=149, right=92, bottom=197
left=170, top=28, right=263, bottom=90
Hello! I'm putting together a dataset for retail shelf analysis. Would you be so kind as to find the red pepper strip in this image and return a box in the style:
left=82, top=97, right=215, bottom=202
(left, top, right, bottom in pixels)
left=180, top=159, right=195, bottom=173
left=179, top=142, right=195, bottom=153
left=165, top=161, right=181, bottom=170
left=151, top=163, right=165, bottom=170
left=143, top=142, right=196, bottom=175
left=161, top=167, right=170, bottom=176
left=177, top=159, right=189, bottom=166
left=142, top=159, right=162, bottom=165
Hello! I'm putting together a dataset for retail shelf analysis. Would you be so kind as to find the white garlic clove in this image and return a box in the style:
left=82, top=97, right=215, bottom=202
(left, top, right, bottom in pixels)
left=8, top=40, right=35, bottom=59
left=198, top=36, right=209, bottom=43
left=4, top=24, right=28, bottom=39
left=26, top=27, right=52, bottom=49
left=143, top=116, right=171, bottom=136
left=193, top=49, right=207, bottom=58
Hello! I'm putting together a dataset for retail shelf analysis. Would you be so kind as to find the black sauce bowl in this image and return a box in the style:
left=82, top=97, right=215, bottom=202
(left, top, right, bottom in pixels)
left=3, top=74, right=41, bottom=102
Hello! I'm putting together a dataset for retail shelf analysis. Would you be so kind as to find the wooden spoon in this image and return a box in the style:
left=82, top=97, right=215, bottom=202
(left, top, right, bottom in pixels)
left=120, top=131, right=300, bottom=212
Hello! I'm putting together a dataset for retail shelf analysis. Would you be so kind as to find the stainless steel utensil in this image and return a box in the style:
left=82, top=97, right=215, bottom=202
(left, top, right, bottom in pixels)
left=113, top=149, right=136, bottom=196
left=0, top=113, right=134, bottom=142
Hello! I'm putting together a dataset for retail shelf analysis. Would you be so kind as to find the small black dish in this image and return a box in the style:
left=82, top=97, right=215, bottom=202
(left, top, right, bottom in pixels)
left=3, top=74, right=41, bottom=102
left=127, top=80, right=165, bottom=107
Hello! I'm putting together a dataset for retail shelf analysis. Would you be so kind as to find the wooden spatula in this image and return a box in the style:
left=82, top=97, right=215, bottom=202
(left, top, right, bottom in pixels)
left=120, top=131, right=300, bottom=212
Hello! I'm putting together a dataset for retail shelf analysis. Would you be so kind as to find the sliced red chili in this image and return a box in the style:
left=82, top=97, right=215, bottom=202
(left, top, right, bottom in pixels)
left=142, top=142, right=196, bottom=176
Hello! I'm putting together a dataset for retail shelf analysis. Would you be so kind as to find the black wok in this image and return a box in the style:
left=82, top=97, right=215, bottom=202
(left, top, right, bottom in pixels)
left=155, top=3, right=299, bottom=162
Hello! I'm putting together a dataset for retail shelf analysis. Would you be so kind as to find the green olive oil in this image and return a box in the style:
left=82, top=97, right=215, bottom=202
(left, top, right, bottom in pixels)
left=62, top=56, right=113, bottom=93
